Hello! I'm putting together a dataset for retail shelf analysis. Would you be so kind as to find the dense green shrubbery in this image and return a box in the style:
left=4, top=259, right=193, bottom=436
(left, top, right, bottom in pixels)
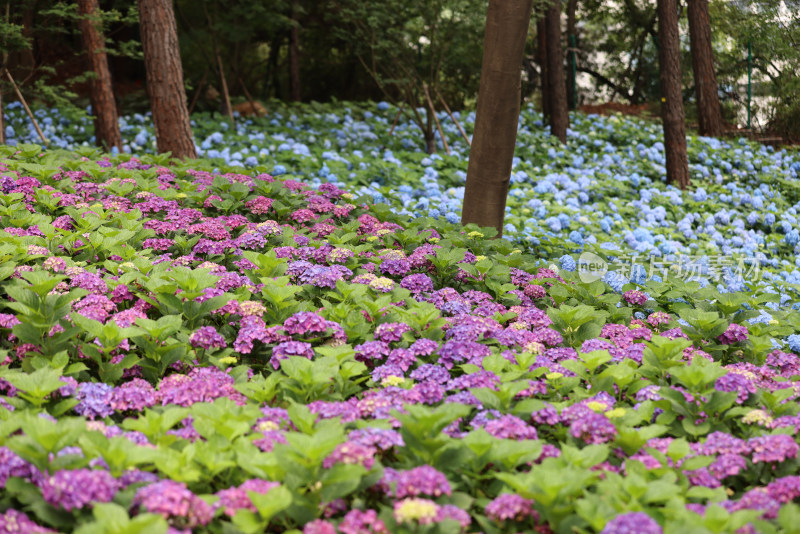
left=0, top=137, right=800, bottom=533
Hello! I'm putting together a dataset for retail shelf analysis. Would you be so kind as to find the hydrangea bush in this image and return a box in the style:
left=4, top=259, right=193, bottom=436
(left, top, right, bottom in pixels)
left=0, top=104, right=799, bottom=533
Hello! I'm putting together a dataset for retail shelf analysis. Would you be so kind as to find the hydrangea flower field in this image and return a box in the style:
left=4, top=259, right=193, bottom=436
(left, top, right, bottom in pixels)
left=2, top=102, right=800, bottom=533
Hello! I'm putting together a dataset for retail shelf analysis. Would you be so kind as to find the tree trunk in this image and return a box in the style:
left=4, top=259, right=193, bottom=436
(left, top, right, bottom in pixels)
left=462, top=0, right=534, bottom=237
left=545, top=1, right=569, bottom=143
left=687, top=0, right=723, bottom=137
left=657, top=0, right=689, bottom=189
left=566, top=0, right=578, bottom=110
left=424, top=107, right=436, bottom=154
left=537, top=16, right=549, bottom=118
left=138, top=0, right=196, bottom=159
left=288, top=0, right=301, bottom=102
left=78, top=0, right=122, bottom=152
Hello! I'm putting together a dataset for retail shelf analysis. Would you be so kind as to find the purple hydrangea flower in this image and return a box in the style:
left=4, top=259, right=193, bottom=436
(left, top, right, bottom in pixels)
left=354, top=341, right=391, bottom=362
left=409, top=364, right=451, bottom=384
left=693, top=432, right=751, bottom=456
left=724, top=488, right=781, bottom=519
left=438, top=340, right=491, bottom=369
left=569, top=412, right=618, bottom=444
left=189, top=326, right=227, bottom=350
left=484, top=493, right=537, bottom=522
left=157, top=367, right=245, bottom=407
left=718, top=323, right=749, bottom=345
left=323, top=441, right=377, bottom=469
left=39, top=469, right=120, bottom=510
left=0, top=510, right=57, bottom=533
left=386, top=348, right=418, bottom=370
left=283, top=311, right=329, bottom=336
left=715, top=373, right=757, bottom=403
left=348, top=427, right=405, bottom=450
left=74, top=382, right=115, bottom=419
left=622, top=290, right=648, bottom=306
left=484, top=414, right=538, bottom=440
left=0, top=446, right=36, bottom=486
left=766, top=475, right=800, bottom=503
left=400, top=273, right=434, bottom=293
left=601, top=512, right=662, bottom=533
left=303, top=519, right=337, bottom=534
left=374, top=322, right=412, bottom=343
left=380, top=258, right=411, bottom=276
left=110, top=378, right=157, bottom=412
left=437, top=504, right=471, bottom=528
left=119, top=469, right=160, bottom=488
left=234, top=315, right=270, bottom=354
left=381, top=465, right=452, bottom=498
left=270, top=341, right=314, bottom=369
left=133, top=480, right=214, bottom=528
left=749, top=434, right=799, bottom=463
left=338, top=508, right=389, bottom=534
left=215, top=479, right=281, bottom=517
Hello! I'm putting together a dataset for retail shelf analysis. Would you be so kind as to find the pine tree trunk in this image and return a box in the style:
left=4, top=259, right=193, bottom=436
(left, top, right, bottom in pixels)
left=462, top=0, right=534, bottom=237
left=657, top=0, right=689, bottom=189
left=687, top=0, right=723, bottom=137
left=138, top=0, right=196, bottom=159
left=537, top=16, right=549, bottom=119
left=288, top=0, right=301, bottom=102
left=545, top=1, right=569, bottom=143
left=78, top=0, right=122, bottom=152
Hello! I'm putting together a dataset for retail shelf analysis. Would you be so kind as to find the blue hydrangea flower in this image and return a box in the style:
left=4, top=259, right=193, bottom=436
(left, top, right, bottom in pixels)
left=559, top=255, right=576, bottom=272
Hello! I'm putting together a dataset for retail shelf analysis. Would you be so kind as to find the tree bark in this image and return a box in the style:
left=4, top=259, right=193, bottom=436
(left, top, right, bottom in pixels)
left=78, top=0, right=122, bottom=152
left=288, top=0, right=301, bottom=102
left=138, top=0, right=196, bottom=159
left=566, top=0, right=578, bottom=110
left=537, top=16, right=549, bottom=119
left=657, top=0, right=689, bottom=189
left=462, top=0, right=534, bottom=237
left=545, top=1, right=569, bottom=143
left=687, top=0, right=723, bottom=136
left=424, top=106, right=436, bottom=154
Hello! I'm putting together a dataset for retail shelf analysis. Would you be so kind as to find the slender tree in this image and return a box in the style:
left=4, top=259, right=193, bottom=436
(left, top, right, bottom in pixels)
left=138, top=0, right=196, bottom=159
left=78, top=0, right=122, bottom=151
left=544, top=0, right=569, bottom=143
left=566, top=0, right=578, bottom=110
left=537, top=16, right=550, bottom=118
left=462, top=0, right=534, bottom=236
left=687, top=0, right=723, bottom=136
left=656, top=0, right=689, bottom=189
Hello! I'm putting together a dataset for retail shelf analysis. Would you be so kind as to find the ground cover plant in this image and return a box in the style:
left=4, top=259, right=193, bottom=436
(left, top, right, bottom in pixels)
left=1, top=103, right=800, bottom=533
left=5, top=99, right=800, bottom=299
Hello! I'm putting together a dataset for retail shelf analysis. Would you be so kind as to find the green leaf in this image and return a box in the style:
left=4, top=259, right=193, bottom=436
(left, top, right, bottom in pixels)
left=249, top=485, right=292, bottom=522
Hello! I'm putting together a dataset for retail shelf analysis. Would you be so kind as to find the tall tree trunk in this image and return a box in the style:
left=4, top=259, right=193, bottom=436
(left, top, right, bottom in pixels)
left=462, top=0, right=534, bottom=237
left=288, top=0, right=301, bottom=102
left=687, top=0, right=723, bottom=137
left=657, top=0, right=689, bottom=189
left=566, top=0, right=578, bottom=110
left=537, top=16, right=549, bottom=118
left=545, top=1, right=569, bottom=143
left=78, top=0, right=122, bottom=151
left=138, top=0, right=196, bottom=159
